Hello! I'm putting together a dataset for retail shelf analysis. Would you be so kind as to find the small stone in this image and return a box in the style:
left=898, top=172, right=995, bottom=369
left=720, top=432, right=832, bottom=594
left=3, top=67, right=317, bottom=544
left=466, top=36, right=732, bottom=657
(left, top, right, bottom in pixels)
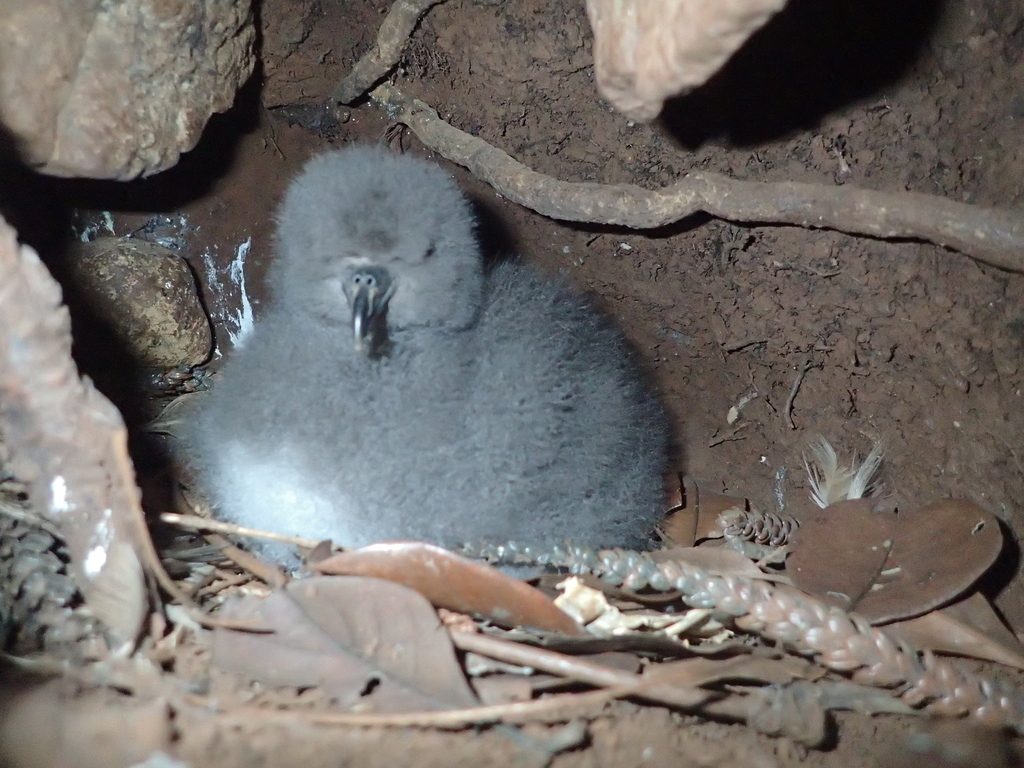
left=68, top=237, right=212, bottom=369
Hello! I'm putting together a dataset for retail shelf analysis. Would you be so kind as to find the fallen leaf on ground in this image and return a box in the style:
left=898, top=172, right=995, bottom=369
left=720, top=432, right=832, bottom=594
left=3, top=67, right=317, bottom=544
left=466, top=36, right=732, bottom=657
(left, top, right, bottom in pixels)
left=881, top=591, right=1024, bottom=670
left=643, top=654, right=823, bottom=688
left=787, top=498, right=896, bottom=613
left=854, top=499, right=1002, bottom=623
left=788, top=498, right=1001, bottom=624
left=212, top=575, right=478, bottom=712
left=313, top=541, right=584, bottom=635
left=660, top=475, right=750, bottom=547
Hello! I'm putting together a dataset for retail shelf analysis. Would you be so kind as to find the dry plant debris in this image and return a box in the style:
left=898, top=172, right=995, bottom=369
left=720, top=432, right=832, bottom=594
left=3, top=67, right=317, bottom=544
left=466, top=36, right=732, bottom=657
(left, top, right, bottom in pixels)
left=883, top=593, right=1024, bottom=672
left=212, top=576, right=478, bottom=712
left=313, top=541, right=584, bottom=635
left=786, top=498, right=897, bottom=613
left=659, top=476, right=800, bottom=559
left=470, top=540, right=1024, bottom=731
left=4, top=207, right=1024, bottom=762
left=790, top=497, right=1003, bottom=624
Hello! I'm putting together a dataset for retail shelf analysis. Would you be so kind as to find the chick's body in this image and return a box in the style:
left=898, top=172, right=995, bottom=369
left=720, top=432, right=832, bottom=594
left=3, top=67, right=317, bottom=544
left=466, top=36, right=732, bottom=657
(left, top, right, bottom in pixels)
left=187, top=147, right=670, bottom=562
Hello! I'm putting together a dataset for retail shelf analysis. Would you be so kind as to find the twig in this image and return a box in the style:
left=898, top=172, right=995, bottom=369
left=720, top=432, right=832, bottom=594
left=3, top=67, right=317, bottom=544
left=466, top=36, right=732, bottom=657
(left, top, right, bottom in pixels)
left=0, top=492, right=62, bottom=537
left=369, top=84, right=1024, bottom=272
left=204, top=532, right=288, bottom=588
left=194, top=571, right=251, bottom=598
left=181, top=688, right=623, bottom=728
left=721, top=338, right=766, bottom=353
left=452, top=631, right=708, bottom=711
left=332, top=0, right=448, bottom=104
left=708, top=425, right=748, bottom=447
left=783, top=356, right=818, bottom=430
left=161, top=512, right=332, bottom=551
left=115, top=438, right=269, bottom=632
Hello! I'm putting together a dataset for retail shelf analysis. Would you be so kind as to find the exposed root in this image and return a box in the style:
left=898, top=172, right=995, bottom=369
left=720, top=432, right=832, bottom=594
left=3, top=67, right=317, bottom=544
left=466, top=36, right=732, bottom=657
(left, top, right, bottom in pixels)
left=369, top=84, right=1024, bottom=272
left=332, top=0, right=448, bottom=104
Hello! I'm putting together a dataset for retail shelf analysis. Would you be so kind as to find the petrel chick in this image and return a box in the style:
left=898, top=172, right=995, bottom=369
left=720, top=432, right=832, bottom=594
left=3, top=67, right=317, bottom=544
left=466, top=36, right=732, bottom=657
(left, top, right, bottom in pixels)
left=185, top=146, right=670, bottom=565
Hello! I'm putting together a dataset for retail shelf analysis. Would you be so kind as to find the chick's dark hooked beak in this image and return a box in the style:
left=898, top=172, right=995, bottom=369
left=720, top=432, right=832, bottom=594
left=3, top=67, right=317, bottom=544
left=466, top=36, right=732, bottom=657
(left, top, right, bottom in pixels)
left=343, top=267, right=395, bottom=355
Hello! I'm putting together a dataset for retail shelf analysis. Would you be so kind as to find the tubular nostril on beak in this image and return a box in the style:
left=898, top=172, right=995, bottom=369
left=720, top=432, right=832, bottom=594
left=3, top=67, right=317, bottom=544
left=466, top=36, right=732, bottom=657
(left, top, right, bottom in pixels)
left=343, top=267, right=395, bottom=355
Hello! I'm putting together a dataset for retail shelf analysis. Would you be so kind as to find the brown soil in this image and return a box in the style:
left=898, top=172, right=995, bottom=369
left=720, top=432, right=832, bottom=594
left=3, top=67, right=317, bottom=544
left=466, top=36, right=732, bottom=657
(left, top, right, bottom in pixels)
left=11, top=0, right=1024, bottom=766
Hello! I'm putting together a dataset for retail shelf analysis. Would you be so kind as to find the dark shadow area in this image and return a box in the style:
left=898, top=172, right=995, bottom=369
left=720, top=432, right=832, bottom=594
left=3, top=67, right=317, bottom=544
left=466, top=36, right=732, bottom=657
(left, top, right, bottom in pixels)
left=558, top=213, right=715, bottom=244
left=468, top=194, right=521, bottom=273
left=0, top=127, right=74, bottom=263
left=661, top=0, right=945, bottom=147
left=44, top=74, right=264, bottom=215
left=980, top=518, right=1021, bottom=601
left=0, top=73, right=263, bottom=482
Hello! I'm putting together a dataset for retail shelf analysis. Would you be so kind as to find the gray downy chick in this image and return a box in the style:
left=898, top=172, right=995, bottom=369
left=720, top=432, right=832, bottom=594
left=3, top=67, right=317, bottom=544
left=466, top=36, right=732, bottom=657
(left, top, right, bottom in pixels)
left=185, top=146, right=671, bottom=565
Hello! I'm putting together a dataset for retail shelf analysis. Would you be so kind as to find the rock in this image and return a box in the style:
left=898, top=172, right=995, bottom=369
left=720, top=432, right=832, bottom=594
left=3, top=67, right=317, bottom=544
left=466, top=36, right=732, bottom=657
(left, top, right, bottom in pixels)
left=68, top=238, right=212, bottom=369
left=585, top=0, right=787, bottom=122
left=0, top=0, right=255, bottom=179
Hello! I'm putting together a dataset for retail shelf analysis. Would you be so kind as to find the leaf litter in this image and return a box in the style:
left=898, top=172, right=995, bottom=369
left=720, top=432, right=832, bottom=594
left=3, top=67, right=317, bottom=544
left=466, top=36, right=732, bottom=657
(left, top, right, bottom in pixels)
left=211, top=575, right=478, bottom=711
left=189, top=438, right=1022, bottom=746
left=5, top=308, right=1024, bottom=767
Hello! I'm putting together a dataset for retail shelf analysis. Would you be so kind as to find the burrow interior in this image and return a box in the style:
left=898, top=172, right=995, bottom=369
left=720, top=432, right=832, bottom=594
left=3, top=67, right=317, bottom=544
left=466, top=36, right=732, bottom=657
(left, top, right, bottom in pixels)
left=5, top=0, right=1024, bottom=766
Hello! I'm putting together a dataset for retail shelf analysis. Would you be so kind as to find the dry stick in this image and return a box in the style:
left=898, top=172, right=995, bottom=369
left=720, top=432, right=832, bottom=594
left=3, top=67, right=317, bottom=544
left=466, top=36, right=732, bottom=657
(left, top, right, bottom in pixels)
left=113, top=458, right=266, bottom=631
left=370, top=84, right=1024, bottom=272
left=783, top=356, right=818, bottom=430
left=203, top=532, right=289, bottom=589
left=453, top=631, right=709, bottom=712
left=106, top=436, right=264, bottom=632
left=452, top=633, right=797, bottom=738
left=332, top=0, right=447, bottom=104
left=181, top=688, right=623, bottom=729
left=161, top=512, right=330, bottom=551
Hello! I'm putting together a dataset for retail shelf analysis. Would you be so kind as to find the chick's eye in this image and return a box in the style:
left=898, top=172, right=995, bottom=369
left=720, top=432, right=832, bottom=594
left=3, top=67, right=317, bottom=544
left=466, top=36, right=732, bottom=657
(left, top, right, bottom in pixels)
left=423, top=245, right=435, bottom=259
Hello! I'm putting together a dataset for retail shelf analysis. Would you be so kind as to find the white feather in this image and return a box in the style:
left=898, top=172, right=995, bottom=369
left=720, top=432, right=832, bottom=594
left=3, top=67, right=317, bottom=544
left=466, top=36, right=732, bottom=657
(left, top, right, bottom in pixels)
left=848, top=441, right=885, bottom=500
left=803, top=437, right=884, bottom=509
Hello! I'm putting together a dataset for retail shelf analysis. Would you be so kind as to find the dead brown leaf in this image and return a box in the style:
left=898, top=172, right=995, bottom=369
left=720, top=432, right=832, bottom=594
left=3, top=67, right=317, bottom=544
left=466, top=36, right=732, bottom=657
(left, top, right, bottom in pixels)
left=644, top=654, right=824, bottom=688
left=882, top=591, right=1024, bottom=670
left=854, top=499, right=1002, bottom=623
left=787, top=498, right=897, bottom=613
left=660, top=476, right=750, bottom=547
left=788, top=498, right=1002, bottom=624
left=313, top=541, right=584, bottom=635
left=212, top=575, right=478, bottom=712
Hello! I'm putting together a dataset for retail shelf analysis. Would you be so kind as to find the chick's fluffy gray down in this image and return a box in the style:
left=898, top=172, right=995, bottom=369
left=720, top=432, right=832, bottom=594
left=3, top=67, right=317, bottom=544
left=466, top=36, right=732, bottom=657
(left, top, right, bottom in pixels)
left=185, top=147, right=671, bottom=561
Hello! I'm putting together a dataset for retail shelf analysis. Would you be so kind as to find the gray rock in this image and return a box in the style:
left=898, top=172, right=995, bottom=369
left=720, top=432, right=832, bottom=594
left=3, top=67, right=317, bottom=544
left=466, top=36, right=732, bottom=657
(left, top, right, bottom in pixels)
left=69, top=237, right=212, bottom=369
left=0, top=0, right=254, bottom=179
left=186, top=147, right=671, bottom=564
